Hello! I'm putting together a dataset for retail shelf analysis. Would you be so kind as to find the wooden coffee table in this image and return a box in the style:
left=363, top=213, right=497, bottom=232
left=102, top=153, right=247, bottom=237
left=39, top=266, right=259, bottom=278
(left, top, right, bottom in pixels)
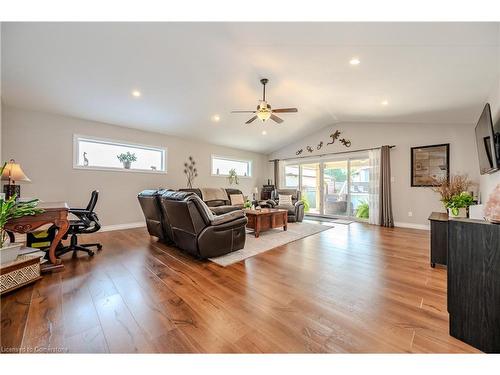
left=244, top=208, right=288, bottom=238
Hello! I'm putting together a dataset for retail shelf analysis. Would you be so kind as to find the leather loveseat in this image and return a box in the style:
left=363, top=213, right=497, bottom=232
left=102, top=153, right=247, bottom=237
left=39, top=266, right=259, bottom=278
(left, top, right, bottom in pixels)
left=138, top=190, right=247, bottom=258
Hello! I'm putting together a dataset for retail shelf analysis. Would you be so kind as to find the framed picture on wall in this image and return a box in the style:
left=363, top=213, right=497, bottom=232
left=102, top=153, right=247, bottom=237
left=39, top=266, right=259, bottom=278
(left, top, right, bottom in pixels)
left=411, top=143, right=450, bottom=187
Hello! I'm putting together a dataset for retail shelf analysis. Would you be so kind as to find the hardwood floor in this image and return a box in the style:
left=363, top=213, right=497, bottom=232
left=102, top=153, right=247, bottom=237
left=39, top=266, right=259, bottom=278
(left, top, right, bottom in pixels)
left=0, top=222, right=479, bottom=353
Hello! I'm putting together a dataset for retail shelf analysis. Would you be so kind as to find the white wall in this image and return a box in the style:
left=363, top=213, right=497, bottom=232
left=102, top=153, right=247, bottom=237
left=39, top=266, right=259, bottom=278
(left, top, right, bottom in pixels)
left=1, top=106, right=269, bottom=227
left=269, top=122, right=480, bottom=228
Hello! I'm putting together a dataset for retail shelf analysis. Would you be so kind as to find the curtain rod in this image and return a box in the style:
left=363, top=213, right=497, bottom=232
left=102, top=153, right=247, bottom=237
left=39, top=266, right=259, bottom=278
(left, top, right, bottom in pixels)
left=268, top=145, right=396, bottom=162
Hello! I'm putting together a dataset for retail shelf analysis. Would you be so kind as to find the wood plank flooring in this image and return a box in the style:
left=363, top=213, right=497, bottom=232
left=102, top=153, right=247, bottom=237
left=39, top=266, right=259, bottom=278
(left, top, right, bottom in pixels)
left=0, top=222, right=479, bottom=353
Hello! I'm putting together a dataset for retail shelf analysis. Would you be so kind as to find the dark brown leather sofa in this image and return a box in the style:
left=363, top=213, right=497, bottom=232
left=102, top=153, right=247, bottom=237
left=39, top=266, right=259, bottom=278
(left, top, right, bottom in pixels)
left=137, top=189, right=172, bottom=242
left=179, top=188, right=244, bottom=215
left=138, top=190, right=247, bottom=258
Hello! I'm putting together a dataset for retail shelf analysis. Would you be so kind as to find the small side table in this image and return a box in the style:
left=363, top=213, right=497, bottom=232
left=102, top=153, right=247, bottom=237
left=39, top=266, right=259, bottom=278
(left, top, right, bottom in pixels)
left=0, top=255, right=42, bottom=295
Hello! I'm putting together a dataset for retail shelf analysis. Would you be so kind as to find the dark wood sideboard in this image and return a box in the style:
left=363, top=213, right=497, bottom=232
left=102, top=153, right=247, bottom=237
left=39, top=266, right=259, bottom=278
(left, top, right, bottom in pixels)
left=428, top=212, right=448, bottom=267
left=260, top=184, right=275, bottom=200
left=447, top=218, right=500, bottom=353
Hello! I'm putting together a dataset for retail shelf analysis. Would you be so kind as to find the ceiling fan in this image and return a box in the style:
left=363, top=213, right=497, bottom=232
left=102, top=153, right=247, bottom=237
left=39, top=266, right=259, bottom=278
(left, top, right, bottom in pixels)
left=231, top=78, right=298, bottom=124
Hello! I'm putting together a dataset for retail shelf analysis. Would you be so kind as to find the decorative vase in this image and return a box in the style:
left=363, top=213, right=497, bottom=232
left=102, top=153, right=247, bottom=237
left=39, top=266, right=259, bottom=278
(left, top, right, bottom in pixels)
left=0, top=242, right=23, bottom=264
left=448, top=207, right=467, bottom=218
left=123, top=161, right=131, bottom=169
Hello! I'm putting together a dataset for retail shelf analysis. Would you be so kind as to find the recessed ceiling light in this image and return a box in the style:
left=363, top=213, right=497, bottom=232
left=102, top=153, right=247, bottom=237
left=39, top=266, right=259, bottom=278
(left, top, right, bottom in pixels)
left=131, top=90, right=141, bottom=98
left=381, top=100, right=389, bottom=106
left=211, top=114, right=220, bottom=122
left=262, top=130, right=267, bottom=135
left=349, top=58, right=360, bottom=65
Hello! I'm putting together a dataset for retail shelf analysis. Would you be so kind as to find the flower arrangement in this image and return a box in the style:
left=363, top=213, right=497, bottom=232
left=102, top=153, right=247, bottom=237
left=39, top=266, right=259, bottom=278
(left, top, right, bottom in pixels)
left=117, top=152, right=137, bottom=169
left=184, top=156, right=198, bottom=188
left=484, top=184, right=500, bottom=223
left=432, top=174, right=474, bottom=217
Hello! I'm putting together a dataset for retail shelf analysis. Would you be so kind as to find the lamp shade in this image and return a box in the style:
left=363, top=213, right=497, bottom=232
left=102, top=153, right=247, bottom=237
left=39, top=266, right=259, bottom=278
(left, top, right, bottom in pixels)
left=253, top=187, right=259, bottom=194
left=1, top=160, right=31, bottom=183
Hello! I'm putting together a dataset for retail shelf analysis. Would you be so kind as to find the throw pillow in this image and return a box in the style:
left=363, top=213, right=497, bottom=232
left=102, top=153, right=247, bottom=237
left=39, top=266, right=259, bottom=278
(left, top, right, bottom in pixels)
left=229, top=194, right=245, bottom=205
left=278, top=194, right=293, bottom=206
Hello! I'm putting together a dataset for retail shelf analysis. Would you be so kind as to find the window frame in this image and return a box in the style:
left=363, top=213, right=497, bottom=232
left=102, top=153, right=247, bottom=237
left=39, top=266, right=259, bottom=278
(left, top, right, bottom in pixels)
left=211, top=154, right=252, bottom=178
left=73, top=134, right=168, bottom=174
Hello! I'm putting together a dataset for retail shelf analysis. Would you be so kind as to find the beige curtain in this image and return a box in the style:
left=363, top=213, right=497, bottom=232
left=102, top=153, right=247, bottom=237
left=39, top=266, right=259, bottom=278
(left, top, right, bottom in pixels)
left=368, top=148, right=381, bottom=225
left=379, top=145, right=394, bottom=227
left=273, top=160, right=285, bottom=189
left=274, top=160, right=280, bottom=188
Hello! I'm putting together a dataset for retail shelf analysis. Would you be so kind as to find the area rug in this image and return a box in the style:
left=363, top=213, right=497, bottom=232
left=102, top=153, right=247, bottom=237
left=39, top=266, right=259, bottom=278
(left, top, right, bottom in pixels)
left=308, top=216, right=354, bottom=225
left=209, top=222, right=333, bottom=267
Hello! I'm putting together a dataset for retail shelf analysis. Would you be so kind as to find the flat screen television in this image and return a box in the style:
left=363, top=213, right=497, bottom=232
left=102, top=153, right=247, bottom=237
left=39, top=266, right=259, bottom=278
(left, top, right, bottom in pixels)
left=475, top=103, right=499, bottom=175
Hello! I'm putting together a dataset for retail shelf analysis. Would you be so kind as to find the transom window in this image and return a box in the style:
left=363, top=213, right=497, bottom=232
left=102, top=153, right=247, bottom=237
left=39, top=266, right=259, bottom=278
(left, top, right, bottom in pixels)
left=73, top=135, right=167, bottom=173
left=211, top=155, right=252, bottom=177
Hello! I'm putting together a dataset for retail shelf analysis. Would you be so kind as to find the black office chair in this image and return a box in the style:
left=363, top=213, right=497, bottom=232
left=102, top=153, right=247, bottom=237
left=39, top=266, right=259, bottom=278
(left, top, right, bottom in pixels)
left=57, top=190, right=103, bottom=257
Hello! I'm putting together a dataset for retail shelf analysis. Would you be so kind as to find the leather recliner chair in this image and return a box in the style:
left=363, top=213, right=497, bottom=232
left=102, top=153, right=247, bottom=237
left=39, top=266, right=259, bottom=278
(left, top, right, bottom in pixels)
left=266, top=188, right=305, bottom=222
left=138, top=190, right=247, bottom=258
left=137, top=189, right=173, bottom=243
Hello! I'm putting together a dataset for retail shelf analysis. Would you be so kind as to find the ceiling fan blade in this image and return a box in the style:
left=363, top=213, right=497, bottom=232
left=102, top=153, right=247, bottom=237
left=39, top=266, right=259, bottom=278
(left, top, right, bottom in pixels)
left=270, top=114, right=284, bottom=124
left=231, top=110, right=256, bottom=113
left=272, top=108, right=298, bottom=113
left=245, top=115, right=258, bottom=124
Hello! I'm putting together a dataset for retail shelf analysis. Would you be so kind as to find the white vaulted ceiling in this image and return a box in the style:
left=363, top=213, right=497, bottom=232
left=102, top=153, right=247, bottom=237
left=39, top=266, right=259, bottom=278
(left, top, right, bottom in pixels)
left=2, top=22, right=500, bottom=153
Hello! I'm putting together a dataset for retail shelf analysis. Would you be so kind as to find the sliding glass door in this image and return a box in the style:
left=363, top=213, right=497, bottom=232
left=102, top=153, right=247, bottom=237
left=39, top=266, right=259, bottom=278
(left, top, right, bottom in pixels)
left=348, top=158, right=370, bottom=218
left=300, top=163, right=320, bottom=214
left=284, top=154, right=370, bottom=220
left=323, top=160, right=348, bottom=217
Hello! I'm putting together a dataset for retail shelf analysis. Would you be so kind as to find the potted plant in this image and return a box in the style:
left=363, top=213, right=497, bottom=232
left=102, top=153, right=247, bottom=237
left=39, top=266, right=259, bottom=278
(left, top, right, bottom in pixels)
left=300, top=195, right=311, bottom=213
left=117, top=152, right=137, bottom=169
left=227, top=168, right=239, bottom=185
left=445, top=192, right=474, bottom=218
left=432, top=174, right=474, bottom=218
left=355, top=200, right=369, bottom=219
left=0, top=163, right=44, bottom=264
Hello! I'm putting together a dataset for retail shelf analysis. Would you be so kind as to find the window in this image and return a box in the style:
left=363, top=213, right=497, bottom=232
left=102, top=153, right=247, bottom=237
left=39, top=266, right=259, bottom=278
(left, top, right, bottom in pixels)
left=73, top=135, right=167, bottom=173
left=211, top=155, right=252, bottom=177
left=284, top=164, right=299, bottom=188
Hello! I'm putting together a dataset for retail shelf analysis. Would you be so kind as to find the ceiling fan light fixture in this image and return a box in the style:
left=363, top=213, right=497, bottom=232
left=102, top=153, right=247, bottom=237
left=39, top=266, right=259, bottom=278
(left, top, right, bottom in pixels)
left=257, top=110, right=272, bottom=122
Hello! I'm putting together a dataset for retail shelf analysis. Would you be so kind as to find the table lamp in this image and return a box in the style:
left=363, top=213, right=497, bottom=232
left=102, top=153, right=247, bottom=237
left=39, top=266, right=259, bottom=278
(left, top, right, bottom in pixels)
left=1, top=159, right=31, bottom=199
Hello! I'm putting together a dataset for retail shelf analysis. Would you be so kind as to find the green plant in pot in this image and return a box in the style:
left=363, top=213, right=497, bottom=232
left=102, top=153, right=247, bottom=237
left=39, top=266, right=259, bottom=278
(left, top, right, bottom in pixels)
left=432, top=174, right=473, bottom=218
left=117, top=152, right=137, bottom=169
left=300, top=195, right=310, bottom=213
left=445, top=192, right=474, bottom=218
left=243, top=200, right=252, bottom=209
left=356, top=200, right=369, bottom=219
left=227, top=168, right=239, bottom=185
left=0, top=163, right=44, bottom=264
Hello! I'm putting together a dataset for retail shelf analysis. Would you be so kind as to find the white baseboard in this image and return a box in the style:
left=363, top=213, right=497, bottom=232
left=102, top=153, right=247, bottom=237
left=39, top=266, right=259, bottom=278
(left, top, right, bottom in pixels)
left=394, top=221, right=430, bottom=230
left=100, top=222, right=146, bottom=232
